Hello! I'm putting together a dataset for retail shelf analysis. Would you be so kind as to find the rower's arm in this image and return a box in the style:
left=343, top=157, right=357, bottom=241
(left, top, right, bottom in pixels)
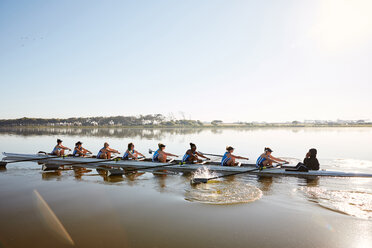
left=61, top=145, right=71, bottom=151
left=270, top=155, right=287, bottom=163
left=232, top=154, right=249, bottom=160
left=165, top=152, right=178, bottom=157
left=135, top=151, right=145, bottom=158
left=108, top=148, right=120, bottom=154
left=196, top=152, right=209, bottom=160
left=128, top=152, right=137, bottom=159
left=82, top=148, right=91, bottom=153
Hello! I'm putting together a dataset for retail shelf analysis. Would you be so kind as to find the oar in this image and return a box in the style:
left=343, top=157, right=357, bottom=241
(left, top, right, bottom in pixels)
left=0, top=155, right=60, bottom=167
left=199, top=152, right=223, bottom=158
left=191, top=163, right=285, bottom=184
left=49, top=156, right=122, bottom=168
left=123, top=160, right=178, bottom=174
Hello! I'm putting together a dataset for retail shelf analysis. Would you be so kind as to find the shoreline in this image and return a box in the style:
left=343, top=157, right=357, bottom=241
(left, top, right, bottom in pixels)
left=1, top=124, right=372, bottom=129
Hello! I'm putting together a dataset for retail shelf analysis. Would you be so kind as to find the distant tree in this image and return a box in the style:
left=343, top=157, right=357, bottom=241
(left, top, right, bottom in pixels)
left=211, top=120, right=223, bottom=125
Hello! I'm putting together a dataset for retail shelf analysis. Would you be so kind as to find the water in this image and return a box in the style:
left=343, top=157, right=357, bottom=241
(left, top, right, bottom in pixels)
left=0, top=127, right=371, bottom=248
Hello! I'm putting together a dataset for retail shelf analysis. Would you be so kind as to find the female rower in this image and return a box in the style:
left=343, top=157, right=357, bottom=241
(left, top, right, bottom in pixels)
left=221, top=146, right=249, bottom=166
left=97, top=142, right=120, bottom=159
left=152, top=143, right=178, bottom=163
left=182, top=143, right=210, bottom=164
left=72, top=141, right=92, bottom=157
left=51, top=139, right=71, bottom=156
left=256, top=147, right=288, bottom=168
left=122, top=143, right=145, bottom=160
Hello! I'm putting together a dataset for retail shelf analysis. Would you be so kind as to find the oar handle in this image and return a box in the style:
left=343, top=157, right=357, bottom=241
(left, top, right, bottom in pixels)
left=199, top=152, right=223, bottom=158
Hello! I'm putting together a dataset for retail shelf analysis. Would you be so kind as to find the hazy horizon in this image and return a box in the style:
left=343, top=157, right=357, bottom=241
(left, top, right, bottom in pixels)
left=0, top=114, right=370, bottom=124
left=1, top=0, right=371, bottom=122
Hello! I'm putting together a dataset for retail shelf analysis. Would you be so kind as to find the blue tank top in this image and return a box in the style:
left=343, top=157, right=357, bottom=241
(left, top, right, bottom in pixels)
left=73, top=147, right=80, bottom=156
left=152, top=149, right=160, bottom=162
left=221, top=152, right=231, bottom=166
left=52, top=145, right=61, bottom=154
left=256, top=155, right=270, bottom=167
left=182, top=150, right=196, bottom=163
left=122, top=150, right=134, bottom=160
left=97, top=147, right=105, bottom=158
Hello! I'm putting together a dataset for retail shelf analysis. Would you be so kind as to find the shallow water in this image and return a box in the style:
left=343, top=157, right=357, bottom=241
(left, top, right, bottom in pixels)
left=0, top=127, right=371, bottom=248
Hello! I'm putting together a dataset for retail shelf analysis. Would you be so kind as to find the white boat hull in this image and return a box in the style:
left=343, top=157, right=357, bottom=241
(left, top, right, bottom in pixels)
left=2, top=152, right=372, bottom=178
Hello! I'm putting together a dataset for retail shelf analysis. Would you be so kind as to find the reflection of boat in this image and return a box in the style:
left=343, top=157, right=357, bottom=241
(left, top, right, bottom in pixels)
left=3, top=152, right=372, bottom=178
left=41, top=171, right=61, bottom=180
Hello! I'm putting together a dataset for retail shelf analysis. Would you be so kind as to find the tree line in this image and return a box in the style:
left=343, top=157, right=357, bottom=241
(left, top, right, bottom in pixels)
left=0, top=115, right=204, bottom=127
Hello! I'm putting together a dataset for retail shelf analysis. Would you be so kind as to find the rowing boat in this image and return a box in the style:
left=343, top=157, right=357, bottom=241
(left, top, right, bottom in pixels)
left=2, top=152, right=372, bottom=178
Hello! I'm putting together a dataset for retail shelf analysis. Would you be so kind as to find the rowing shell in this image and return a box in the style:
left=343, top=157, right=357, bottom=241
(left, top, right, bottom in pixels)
left=2, top=153, right=372, bottom=178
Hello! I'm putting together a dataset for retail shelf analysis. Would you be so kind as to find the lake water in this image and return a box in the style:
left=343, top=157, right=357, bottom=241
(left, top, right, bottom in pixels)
left=0, top=127, right=371, bottom=248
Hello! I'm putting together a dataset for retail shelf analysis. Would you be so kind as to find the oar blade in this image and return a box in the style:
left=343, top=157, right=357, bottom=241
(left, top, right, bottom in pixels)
left=191, top=178, right=209, bottom=184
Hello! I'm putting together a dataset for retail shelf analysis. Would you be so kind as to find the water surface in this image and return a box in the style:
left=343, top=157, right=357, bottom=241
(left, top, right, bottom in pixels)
left=0, top=127, right=371, bottom=248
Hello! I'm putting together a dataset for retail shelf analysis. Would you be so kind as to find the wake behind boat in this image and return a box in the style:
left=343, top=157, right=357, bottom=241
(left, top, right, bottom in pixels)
left=2, top=152, right=372, bottom=178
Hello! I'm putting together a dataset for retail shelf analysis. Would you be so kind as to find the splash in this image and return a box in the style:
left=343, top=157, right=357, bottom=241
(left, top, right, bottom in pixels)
left=185, top=181, right=262, bottom=205
left=192, top=166, right=218, bottom=179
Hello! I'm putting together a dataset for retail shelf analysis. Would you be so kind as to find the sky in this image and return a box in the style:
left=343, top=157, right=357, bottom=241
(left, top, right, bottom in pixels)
left=0, top=0, right=371, bottom=122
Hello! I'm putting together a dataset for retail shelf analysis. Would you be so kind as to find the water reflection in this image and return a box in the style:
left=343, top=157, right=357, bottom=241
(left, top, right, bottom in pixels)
left=256, top=176, right=274, bottom=192
left=41, top=171, right=62, bottom=180
left=0, top=127, right=206, bottom=139
left=3, top=126, right=372, bottom=139
left=299, top=177, right=319, bottom=187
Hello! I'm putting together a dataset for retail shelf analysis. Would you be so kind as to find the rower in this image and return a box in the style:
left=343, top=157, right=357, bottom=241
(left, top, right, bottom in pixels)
left=51, top=139, right=71, bottom=156
left=122, top=143, right=145, bottom=160
left=221, top=146, right=249, bottom=166
left=256, top=147, right=288, bottom=168
left=97, top=142, right=120, bottom=159
left=72, top=141, right=92, bottom=157
left=152, top=143, right=178, bottom=163
left=182, top=143, right=210, bottom=164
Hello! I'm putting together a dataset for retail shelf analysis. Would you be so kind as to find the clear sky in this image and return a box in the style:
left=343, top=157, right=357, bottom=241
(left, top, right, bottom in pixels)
left=0, top=0, right=371, bottom=122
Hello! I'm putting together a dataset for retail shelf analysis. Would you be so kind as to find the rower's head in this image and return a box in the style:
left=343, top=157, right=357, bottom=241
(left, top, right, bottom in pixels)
left=57, top=139, right=62, bottom=144
left=226, top=146, right=234, bottom=153
left=158, top=143, right=166, bottom=151
left=309, top=148, right=317, bottom=158
left=128, top=142, right=134, bottom=150
left=190, top=143, right=196, bottom=151
left=76, top=141, right=82, bottom=148
left=104, top=142, right=109, bottom=148
left=264, top=147, right=273, bottom=154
